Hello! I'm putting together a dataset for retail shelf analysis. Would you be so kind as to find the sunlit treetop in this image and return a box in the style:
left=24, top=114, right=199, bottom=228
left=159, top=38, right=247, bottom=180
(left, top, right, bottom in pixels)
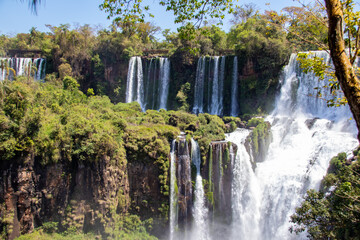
left=99, top=0, right=235, bottom=28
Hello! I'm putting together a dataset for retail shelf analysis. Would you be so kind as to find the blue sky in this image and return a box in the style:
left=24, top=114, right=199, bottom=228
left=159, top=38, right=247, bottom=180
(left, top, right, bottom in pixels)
left=0, top=0, right=300, bottom=37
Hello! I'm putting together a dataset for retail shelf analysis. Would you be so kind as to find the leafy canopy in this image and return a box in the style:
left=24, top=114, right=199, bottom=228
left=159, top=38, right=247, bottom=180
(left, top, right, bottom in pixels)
left=100, top=0, right=235, bottom=29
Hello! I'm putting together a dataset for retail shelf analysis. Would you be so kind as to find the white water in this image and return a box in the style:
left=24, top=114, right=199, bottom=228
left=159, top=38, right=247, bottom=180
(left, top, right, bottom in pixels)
left=246, top=51, right=357, bottom=239
left=210, top=57, right=220, bottom=115
left=169, top=140, right=178, bottom=240
left=188, top=51, right=358, bottom=240
left=126, top=57, right=136, bottom=103
left=193, top=57, right=205, bottom=114
left=190, top=138, right=208, bottom=240
left=136, top=57, right=144, bottom=110
left=219, top=56, right=225, bottom=116
left=230, top=56, right=239, bottom=116
left=126, top=57, right=170, bottom=111
left=0, top=57, right=46, bottom=81
left=159, top=57, right=170, bottom=110
left=126, top=56, right=144, bottom=110
left=192, top=56, right=238, bottom=116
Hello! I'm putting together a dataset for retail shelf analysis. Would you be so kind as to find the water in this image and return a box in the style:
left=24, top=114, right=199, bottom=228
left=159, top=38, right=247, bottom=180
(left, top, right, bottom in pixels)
left=193, top=56, right=237, bottom=116
left=190, top=138, right=208, bottom=240
left=126, top=57, right=170, bottom=111
left=125, top=57, right=137, bottom=103
left=159, top=57, right=170, bottom=110
left=253, top=51, right=358, bottom=239
left=0, top=57, right=46, bottom=81
left=226, top=128, right=261, bottom=240
left=193, top=57, right=205, bottom=114
left=210, top=57, right=220, bottom=115
left=173, top=51, right=358, bottom=240
left=230, top=56, right=239, bottom=116
left=234, top=51, right=357, bottom=239
left=170, top=140, right=178, bottom=240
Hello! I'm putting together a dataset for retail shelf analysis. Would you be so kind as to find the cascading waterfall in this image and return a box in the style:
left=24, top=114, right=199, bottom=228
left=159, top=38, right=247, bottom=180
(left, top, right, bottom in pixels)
left=210, top=57, right=220, bottom=115
left=218, top=56, right=225, bottom=116
left=210, top=56, right=225, bottom=115
left=126, top=57, right=170, bottom=111
left=0, top=57, right=46, bottom=81
left=125, top=56, right=144, bottom=110
left=252, top=51, right=357, bottom=239
left=159, top=57, right=170, bottom=110
left=170, top=140, right=178, bottom=240
left=230, top=56, right=239, bottom=116
left=126, top=57, right=137, bottom=103
left=176, top=51, right=358, bottom=240
left=193, top=57, right=205, bottom=114
left=190, top=138, right=208, bottom=240
left=193, top=56, right=236, bottom=116
left=136, top=57, right=144, bottom=110
left=226, top=128, right=261, bottom=240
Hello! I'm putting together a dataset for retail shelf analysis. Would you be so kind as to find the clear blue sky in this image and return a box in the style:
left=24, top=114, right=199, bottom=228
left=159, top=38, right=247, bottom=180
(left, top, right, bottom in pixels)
left=0, top=0, right=300, bottom=37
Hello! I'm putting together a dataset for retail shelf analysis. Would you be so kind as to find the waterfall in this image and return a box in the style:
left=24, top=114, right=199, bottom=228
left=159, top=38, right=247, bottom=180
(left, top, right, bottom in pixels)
left=35, top=58, right=46, bottom=80
left=159, top=57, right=170, bottom=110
left=190, top=138, right=208, bottom=240
left=218, top=56, right=225, bottom=116
left=178, top=50, right=358, bottom=240
left=235, top=51, right=357, bottom=239
left=126, top=57, right=136, bottom=103
left=230, top=56, right=238, bottom=116
left=170, top=140, right=178, bottom=240
left=193, top=56, right=234, bottom=116
left=210, top=56, right=225, bottom=115
left=128, top=57, right=170, bottom=111
left=226, top=129, right=261, bottom=240
left=126, top=56, right=144, bottom=110
left=193, top=57, right=205, bottom=114
left=0, top=57, right=46, bottom=81
left=210, top=57, right=220, bottom=115
left=136, top=57, right=144, bottom=110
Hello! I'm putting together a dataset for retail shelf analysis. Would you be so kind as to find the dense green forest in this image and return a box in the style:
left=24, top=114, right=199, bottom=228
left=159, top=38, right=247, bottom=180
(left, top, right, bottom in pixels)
left=0, top=3, right=327, bottom=101
left=1, top=1, right=360, bottom=240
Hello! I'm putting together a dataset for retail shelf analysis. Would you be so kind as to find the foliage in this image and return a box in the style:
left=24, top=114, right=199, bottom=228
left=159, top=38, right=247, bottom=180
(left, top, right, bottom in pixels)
left=281, top=2, right=328, bottom=51
left=290, top=150, right=360, bottom=239
left=100, top=0, right=234, bottom=28
left=176, top=82, right=190, bottom=111
left=296, top=52, right=347, bottom=107
left=227, top=14, right=291, bottom=114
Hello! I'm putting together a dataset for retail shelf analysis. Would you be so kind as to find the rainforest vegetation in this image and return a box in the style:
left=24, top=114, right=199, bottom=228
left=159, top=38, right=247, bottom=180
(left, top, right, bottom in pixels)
left=1, top=0, right=360, bottom=239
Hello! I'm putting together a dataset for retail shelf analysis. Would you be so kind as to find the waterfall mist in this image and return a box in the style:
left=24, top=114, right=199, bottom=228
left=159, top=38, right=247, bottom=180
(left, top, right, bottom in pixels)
left=169, top=51, right=358, bottom=240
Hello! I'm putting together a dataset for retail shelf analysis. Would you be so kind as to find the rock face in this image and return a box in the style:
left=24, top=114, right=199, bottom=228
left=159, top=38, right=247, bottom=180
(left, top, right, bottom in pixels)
left=175, top=135, right=192, bottom=231
left=202, top=141, right=237, bottom=223
left=0, top=153, right=130, bottom=239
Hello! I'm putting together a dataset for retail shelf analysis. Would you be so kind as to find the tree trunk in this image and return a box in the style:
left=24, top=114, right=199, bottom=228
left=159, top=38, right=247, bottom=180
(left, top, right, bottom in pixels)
left=325, top=0, right=360, bottom=141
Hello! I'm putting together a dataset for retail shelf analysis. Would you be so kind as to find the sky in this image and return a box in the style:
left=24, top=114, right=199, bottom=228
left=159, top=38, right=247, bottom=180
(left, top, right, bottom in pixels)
left=0, top=0, right=301, bottom=38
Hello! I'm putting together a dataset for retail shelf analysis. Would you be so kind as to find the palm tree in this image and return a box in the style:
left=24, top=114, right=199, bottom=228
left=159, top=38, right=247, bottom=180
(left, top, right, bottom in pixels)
left=24, top=0, right=41, bottom=14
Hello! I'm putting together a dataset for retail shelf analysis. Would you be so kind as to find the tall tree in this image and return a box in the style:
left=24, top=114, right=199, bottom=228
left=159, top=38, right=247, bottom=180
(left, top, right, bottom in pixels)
left=325, top=0, right=360, bottom=140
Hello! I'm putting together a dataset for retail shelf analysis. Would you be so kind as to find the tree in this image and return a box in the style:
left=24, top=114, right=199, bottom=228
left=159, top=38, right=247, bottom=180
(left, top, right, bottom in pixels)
left=26, top=0, right=360, bottom=140
left=325, top=0, right=360, bottom=141
left=290, top=151, right=360, bottom=239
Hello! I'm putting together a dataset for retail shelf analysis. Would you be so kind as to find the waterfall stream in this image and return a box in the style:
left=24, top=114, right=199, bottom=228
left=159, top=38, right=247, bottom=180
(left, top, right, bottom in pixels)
left=170, top=51, right=358, bottom=240
left=126, top=56, right=170, bottom=111
left=230, top=56, right=238, bottom=116
left=170, top=140, right=177, bottom=240
left=191, top=138, right=208, bottom=240
left=0, top=57, right=46, bottom=81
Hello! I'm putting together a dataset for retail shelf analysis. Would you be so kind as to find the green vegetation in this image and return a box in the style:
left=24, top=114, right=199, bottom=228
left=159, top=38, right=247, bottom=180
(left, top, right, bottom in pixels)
left=0, top=75, right=231, bottom=239
left=14, top=215, right=156, bottom=240
left=290, top=149, right=360, bottom=239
